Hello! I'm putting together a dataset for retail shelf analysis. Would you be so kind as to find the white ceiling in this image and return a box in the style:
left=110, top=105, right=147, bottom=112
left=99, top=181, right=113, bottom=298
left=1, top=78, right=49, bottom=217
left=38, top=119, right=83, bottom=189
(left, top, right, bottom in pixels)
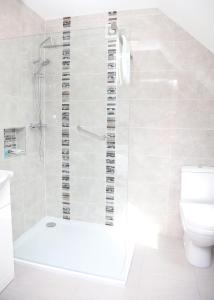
left=22, top=0, right=158, bottom=19
left=22, top=0, right=214, bottom=54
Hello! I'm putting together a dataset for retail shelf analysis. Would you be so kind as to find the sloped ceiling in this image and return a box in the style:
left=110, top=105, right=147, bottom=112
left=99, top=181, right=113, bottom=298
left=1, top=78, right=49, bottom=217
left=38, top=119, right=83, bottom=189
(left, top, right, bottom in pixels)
left=22, top=0, right=158, bottom=19
left=158, top=0, right=214, bottom=55
left=22, top=0, right=214, bottom=54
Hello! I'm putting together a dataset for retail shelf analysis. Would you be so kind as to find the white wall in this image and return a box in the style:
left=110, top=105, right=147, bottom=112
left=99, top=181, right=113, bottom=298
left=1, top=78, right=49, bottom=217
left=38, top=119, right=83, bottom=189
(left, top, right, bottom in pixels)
left=0, top=0, right=44, bottom=39
left=159, top=0, right=214, bottom=54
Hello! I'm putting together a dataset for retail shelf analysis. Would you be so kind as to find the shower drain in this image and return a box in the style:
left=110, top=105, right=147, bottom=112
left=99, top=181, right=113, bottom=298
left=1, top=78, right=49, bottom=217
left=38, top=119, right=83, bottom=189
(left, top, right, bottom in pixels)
left=46, top=222, right=56, bottom=228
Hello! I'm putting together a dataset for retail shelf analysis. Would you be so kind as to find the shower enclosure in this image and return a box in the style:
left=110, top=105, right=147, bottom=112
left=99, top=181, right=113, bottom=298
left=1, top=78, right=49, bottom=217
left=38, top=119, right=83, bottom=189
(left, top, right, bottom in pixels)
left=0, top=15, right=132, bottom=283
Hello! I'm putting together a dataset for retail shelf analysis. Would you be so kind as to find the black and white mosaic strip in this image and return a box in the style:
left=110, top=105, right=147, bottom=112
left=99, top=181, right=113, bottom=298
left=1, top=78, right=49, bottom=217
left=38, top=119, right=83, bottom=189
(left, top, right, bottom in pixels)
left=62, top=17, right=71, bottom=220
left=105, top=11, right=118, bottom=226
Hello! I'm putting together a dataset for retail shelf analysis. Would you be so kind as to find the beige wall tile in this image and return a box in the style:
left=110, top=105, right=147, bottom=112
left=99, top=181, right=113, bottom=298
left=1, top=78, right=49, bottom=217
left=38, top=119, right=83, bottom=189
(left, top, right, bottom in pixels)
left=130, top=100, right=173, bottom=128
left=130, top=128, right=172, bottom=157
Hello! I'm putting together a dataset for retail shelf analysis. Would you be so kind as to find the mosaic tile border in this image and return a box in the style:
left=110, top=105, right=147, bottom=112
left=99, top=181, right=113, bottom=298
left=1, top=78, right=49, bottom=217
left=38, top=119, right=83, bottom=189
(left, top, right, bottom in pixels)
left=62, top=17, right=71, bottom=220
left=105, top=11, right=118, bottom=226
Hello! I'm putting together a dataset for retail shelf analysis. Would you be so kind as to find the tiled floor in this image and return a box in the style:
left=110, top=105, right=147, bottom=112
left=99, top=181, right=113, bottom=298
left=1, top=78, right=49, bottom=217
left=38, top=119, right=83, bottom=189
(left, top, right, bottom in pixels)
left=0, top=236, right=214, bottom=300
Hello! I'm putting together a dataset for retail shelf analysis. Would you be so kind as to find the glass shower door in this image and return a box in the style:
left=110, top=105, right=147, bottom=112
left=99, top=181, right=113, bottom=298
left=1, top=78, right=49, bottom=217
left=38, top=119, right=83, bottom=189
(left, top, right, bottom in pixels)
left=12, top=22, right=132, bottom=282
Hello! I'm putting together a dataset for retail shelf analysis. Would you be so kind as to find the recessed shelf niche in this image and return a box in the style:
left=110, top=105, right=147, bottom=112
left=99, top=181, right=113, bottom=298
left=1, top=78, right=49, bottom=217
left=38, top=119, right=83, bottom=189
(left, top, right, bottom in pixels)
left=4, top=127, right=26, bottom=159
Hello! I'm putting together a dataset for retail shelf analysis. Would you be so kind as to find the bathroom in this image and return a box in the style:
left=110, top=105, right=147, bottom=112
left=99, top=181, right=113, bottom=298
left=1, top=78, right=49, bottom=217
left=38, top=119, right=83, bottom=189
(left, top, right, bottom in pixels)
left=0, top=0, right=214, bottom=299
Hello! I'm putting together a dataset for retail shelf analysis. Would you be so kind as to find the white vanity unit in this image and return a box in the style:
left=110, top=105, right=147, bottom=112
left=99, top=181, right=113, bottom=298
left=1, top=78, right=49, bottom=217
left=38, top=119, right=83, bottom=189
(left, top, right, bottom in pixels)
left=0, top=170, right=14, bottom=293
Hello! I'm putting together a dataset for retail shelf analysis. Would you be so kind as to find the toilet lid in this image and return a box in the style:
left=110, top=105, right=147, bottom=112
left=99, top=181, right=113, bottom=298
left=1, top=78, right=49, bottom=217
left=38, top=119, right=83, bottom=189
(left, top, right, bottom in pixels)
left=180, top=203, right=214, bottom=231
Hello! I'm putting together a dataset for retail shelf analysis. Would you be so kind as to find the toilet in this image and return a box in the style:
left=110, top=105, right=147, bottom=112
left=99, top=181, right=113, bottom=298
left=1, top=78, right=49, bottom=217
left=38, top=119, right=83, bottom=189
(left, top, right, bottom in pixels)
left=180, top=166, right=214, bottom=268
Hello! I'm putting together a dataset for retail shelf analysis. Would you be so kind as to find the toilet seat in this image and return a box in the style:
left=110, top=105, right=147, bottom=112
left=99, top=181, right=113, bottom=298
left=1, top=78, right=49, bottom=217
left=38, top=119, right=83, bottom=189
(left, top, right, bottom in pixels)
left=180, top=203, right=214, bottom=233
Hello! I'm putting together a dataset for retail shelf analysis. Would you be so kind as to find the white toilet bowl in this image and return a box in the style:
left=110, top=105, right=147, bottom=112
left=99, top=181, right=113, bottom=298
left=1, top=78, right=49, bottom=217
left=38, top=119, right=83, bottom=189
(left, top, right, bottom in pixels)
left=180, top=166, right=214, bottom=268
left=180, top=203, right=214, bottom=267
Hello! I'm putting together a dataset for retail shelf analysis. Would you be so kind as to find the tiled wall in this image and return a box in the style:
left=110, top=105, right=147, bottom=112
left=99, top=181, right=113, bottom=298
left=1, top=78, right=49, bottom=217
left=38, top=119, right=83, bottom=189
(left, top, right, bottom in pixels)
left=45, top=15, right=129, bottom=225
left=45, top=8, right=214, bottom=238
left=118, top=8, right=214, bottom=237
left=0, top=0, right=46, bottom=239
